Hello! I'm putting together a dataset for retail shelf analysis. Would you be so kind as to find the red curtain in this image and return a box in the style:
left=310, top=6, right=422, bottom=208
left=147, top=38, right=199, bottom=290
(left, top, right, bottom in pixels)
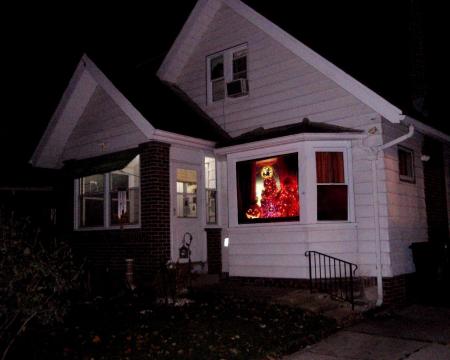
left=316, top=152, right=344, bottom=183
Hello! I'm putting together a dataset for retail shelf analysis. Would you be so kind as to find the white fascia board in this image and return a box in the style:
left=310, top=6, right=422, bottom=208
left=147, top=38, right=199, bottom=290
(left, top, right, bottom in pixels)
left=157, top=0, right=222, bottom=83
left=82, top=55, right=154, bottom=138
left=31, top=59, right=97, bottom=168
left=214, top=132, right=364, bottom=155
left=152, top=129, right=216, bottom=149
left=223, top=0, right=405, bottom=123
left=403, top=116, right=450, bottom=143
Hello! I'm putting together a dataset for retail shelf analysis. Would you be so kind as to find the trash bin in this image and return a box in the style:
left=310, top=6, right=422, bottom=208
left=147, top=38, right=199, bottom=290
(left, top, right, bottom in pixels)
left=410, top=242, right=437, bottom=279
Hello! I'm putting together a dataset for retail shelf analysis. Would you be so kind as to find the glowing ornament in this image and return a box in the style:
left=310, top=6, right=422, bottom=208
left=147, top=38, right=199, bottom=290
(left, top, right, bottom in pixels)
left=246, top=204, right=261, bottom=219
left=261, top=165, right=274, bottom=179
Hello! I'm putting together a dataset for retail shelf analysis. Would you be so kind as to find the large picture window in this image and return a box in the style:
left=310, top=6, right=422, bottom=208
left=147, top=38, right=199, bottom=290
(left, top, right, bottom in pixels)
left=236, top=153, right=299, bottom=224
left=316, top=152, right=348, bottom=221
left=77, top=155, right=140, bottom=228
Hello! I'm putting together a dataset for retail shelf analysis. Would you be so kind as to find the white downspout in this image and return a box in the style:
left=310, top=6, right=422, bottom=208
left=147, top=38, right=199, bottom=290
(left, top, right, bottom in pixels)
left=369, top=124, right=414, bottom=307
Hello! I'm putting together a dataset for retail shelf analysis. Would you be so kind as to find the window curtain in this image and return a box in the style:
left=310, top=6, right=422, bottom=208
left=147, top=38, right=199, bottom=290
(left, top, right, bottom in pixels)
left=316, top=152, right=344, bottom=183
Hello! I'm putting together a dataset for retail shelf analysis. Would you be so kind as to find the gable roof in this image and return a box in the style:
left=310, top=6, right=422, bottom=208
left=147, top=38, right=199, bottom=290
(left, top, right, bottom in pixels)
left=158, top=0, right=405, bottom=124
left=32, top=55, right=228, bottom=168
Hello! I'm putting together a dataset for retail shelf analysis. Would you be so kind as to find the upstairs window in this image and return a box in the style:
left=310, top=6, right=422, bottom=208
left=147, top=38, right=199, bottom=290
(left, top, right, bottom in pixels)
left=207, top=44, right=248, bottom=104
left=398, top=146, right=415, bottom=183
left=316, top=151, right=348, bottom=221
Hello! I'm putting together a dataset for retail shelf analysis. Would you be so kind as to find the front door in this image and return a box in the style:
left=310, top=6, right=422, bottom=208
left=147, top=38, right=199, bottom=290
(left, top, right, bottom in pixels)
left=171, top=162, right=206, bottom=271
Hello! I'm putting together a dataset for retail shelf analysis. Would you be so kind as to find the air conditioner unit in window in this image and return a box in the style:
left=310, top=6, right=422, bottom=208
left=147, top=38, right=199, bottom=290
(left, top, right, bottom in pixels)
left=226, top=78, right=248, bottom=98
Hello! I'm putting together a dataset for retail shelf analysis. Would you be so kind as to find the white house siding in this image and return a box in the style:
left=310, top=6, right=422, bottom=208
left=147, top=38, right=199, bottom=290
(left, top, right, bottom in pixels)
left=381, top=120, right=428, bottom=276
left=174, top=3, right=398, bottom=279
left=176, top=3, right=379, bottom=137
left=62, top=86, right=147, bottom=161
left=228, top=224, right=358, bottom=279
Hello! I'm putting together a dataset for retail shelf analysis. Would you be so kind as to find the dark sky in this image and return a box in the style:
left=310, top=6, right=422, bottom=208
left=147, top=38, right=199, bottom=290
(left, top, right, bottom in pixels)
left=2, top=0, right=447, bottom=177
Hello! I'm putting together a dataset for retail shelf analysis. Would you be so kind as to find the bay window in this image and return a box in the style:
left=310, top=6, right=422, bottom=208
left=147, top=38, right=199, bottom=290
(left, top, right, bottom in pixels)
left=76, top=155, right=140, bottom=229
left=230, top=142, right=352, bottom=226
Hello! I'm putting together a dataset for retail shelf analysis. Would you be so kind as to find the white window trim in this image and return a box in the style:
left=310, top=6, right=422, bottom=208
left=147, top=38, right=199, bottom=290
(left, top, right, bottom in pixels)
left=74, top=166, right=141, bottom=231
left=206, top=43, right=248, bottom=105
left=204, top=154, right=219, bottom=226
left=227, top=141, right=354, bottom=228
left=311, top=144, right=355, bottom=223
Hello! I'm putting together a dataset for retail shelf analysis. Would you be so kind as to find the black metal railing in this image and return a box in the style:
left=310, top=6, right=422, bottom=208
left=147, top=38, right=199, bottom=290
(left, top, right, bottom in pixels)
left=305, top=251, right=358, bottom=309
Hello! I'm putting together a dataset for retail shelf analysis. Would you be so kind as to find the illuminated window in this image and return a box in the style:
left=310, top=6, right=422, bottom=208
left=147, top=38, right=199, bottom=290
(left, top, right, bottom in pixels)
left=205, top=157, right=217, bottom=224
left=398, top=146, right=415, bottom=183
left=236, top=153, right=299, bottom=224
left=176, top=169, right=197, bottom=218
left=316, top=152, right=348, bottom=221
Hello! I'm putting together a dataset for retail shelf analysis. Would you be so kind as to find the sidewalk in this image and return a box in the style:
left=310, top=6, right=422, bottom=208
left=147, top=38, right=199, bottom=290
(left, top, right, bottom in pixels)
left=284, top=304, right=450, bottom=360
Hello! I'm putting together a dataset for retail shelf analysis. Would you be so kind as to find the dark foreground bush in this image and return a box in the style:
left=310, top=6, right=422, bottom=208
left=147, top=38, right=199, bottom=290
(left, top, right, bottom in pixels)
left=0, top=209, right=82, bottom=359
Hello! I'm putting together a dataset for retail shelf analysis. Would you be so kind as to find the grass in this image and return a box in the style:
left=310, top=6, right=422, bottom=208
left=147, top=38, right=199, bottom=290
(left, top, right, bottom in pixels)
left=11, top=290, right=336, bottom=359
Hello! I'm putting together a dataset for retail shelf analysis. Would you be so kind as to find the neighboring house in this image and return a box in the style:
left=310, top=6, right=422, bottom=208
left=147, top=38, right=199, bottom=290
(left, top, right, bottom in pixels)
left=32, top=0, right=449, bottom=303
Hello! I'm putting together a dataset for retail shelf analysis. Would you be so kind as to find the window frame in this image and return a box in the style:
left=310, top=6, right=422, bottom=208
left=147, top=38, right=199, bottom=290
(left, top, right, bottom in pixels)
left=204, top=156, right=218, bottom=225
left=74, top=159, right=141, bottom=231
left=314, top=149, right=350, bottom=222
left=206, top=43, right=248, bottom=105
left=398, top=146, right=415, bottom=183
left=227, top=141, right=354, bottom=228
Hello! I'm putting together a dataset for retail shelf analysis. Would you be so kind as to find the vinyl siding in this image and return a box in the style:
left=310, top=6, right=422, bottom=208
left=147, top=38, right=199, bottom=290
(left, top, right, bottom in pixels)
left=176, top=3, right=379, bottom=137
left=62, top=86, right=147, bottom=161
left=381, top=119, right=428, bottom=276
left=176, top=3, right=396, bottom=279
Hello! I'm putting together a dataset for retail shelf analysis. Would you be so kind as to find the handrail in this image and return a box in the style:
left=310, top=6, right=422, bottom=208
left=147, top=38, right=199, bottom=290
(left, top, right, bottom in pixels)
left=305, top=251, right=358, bottom=309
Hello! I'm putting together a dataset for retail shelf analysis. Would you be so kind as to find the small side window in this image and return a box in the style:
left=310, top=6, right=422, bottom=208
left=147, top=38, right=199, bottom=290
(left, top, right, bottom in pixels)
left=398, top=146, right=415, bottom=183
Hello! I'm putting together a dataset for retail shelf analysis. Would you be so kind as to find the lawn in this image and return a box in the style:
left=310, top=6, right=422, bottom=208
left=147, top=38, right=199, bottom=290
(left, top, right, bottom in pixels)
left=10, top=290, right=336, bottom=359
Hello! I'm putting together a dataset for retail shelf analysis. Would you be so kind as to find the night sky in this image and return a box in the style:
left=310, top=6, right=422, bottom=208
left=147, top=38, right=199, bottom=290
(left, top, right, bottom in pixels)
left=2, top=0, right=447, bottom=184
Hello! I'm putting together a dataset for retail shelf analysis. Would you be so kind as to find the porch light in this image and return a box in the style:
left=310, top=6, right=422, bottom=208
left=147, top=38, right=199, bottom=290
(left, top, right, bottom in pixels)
left=224, top=237, right=229, bottom=247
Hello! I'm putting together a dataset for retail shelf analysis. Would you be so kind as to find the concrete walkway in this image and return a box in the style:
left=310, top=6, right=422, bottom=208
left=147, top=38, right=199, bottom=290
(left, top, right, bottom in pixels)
left=285, top=304, right=450, bottom=360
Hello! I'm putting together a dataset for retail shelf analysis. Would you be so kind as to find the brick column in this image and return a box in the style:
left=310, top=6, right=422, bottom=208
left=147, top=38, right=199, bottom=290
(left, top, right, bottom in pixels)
left=206, top=228, right=222, bottom=274
left=139, top=141, right=171, bottom=273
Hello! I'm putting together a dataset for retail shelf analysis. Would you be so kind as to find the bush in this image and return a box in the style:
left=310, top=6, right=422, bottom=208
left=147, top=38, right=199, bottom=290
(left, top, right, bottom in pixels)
left=0, top=209, right=82, bottom=359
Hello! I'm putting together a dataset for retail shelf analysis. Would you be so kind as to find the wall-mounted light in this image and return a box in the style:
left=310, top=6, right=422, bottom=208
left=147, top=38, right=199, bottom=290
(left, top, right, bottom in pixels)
left=224, top=237, right=229, bottom=247
left=368, top=126, right=378, bottom=135
left=420, top=155, right=430, bottom=162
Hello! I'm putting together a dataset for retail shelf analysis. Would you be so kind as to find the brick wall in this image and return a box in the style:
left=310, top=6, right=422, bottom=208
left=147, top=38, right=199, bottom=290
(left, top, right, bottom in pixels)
left=61, top=140, right=171, bottom=293
left=206, top=228, right=222, bottom=274
left=382, top=274, right=414, bottom=304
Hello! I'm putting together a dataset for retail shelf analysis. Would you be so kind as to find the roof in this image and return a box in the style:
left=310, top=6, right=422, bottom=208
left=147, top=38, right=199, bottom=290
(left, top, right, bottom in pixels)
left=218, top=118, right=362, bottom=147
left=158, top=0, right=405, bottom=124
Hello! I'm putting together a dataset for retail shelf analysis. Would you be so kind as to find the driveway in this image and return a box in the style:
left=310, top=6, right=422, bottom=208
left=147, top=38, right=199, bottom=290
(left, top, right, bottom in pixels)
left=285, top=304, right=450, bottom=360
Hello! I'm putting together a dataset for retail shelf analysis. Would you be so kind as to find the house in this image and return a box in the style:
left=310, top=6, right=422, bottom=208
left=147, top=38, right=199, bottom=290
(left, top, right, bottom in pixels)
left=32, top=0, right=449, bottom=304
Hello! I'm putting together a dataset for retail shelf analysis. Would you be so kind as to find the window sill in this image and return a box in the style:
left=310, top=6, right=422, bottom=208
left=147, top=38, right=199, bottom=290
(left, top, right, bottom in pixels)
left=229, top=221, right=356, bottom=232
left=74, top=224, right=141, bottom=231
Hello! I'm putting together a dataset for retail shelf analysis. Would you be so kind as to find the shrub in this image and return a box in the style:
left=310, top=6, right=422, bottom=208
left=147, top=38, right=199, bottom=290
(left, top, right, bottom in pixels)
left=0, top=209, right=82, bottom=359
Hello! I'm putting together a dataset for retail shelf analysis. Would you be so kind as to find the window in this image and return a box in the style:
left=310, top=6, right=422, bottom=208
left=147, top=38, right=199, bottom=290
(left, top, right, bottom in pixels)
left=109, top=156, right=140, bottom=225
left=236, top=153, right=299, bottom=224
left=205, top=156, right=217, bottom=224
left=176, top=169, right=197, bottom=218
left=79, top=174, right=105, bottom=227
left=398, top=146, right=415, bottom=182
left=207, top=44, right=248, bottom=103
left=77, top=155, right=140, bottom=228
left=316, top=152, right=348, bottom=221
